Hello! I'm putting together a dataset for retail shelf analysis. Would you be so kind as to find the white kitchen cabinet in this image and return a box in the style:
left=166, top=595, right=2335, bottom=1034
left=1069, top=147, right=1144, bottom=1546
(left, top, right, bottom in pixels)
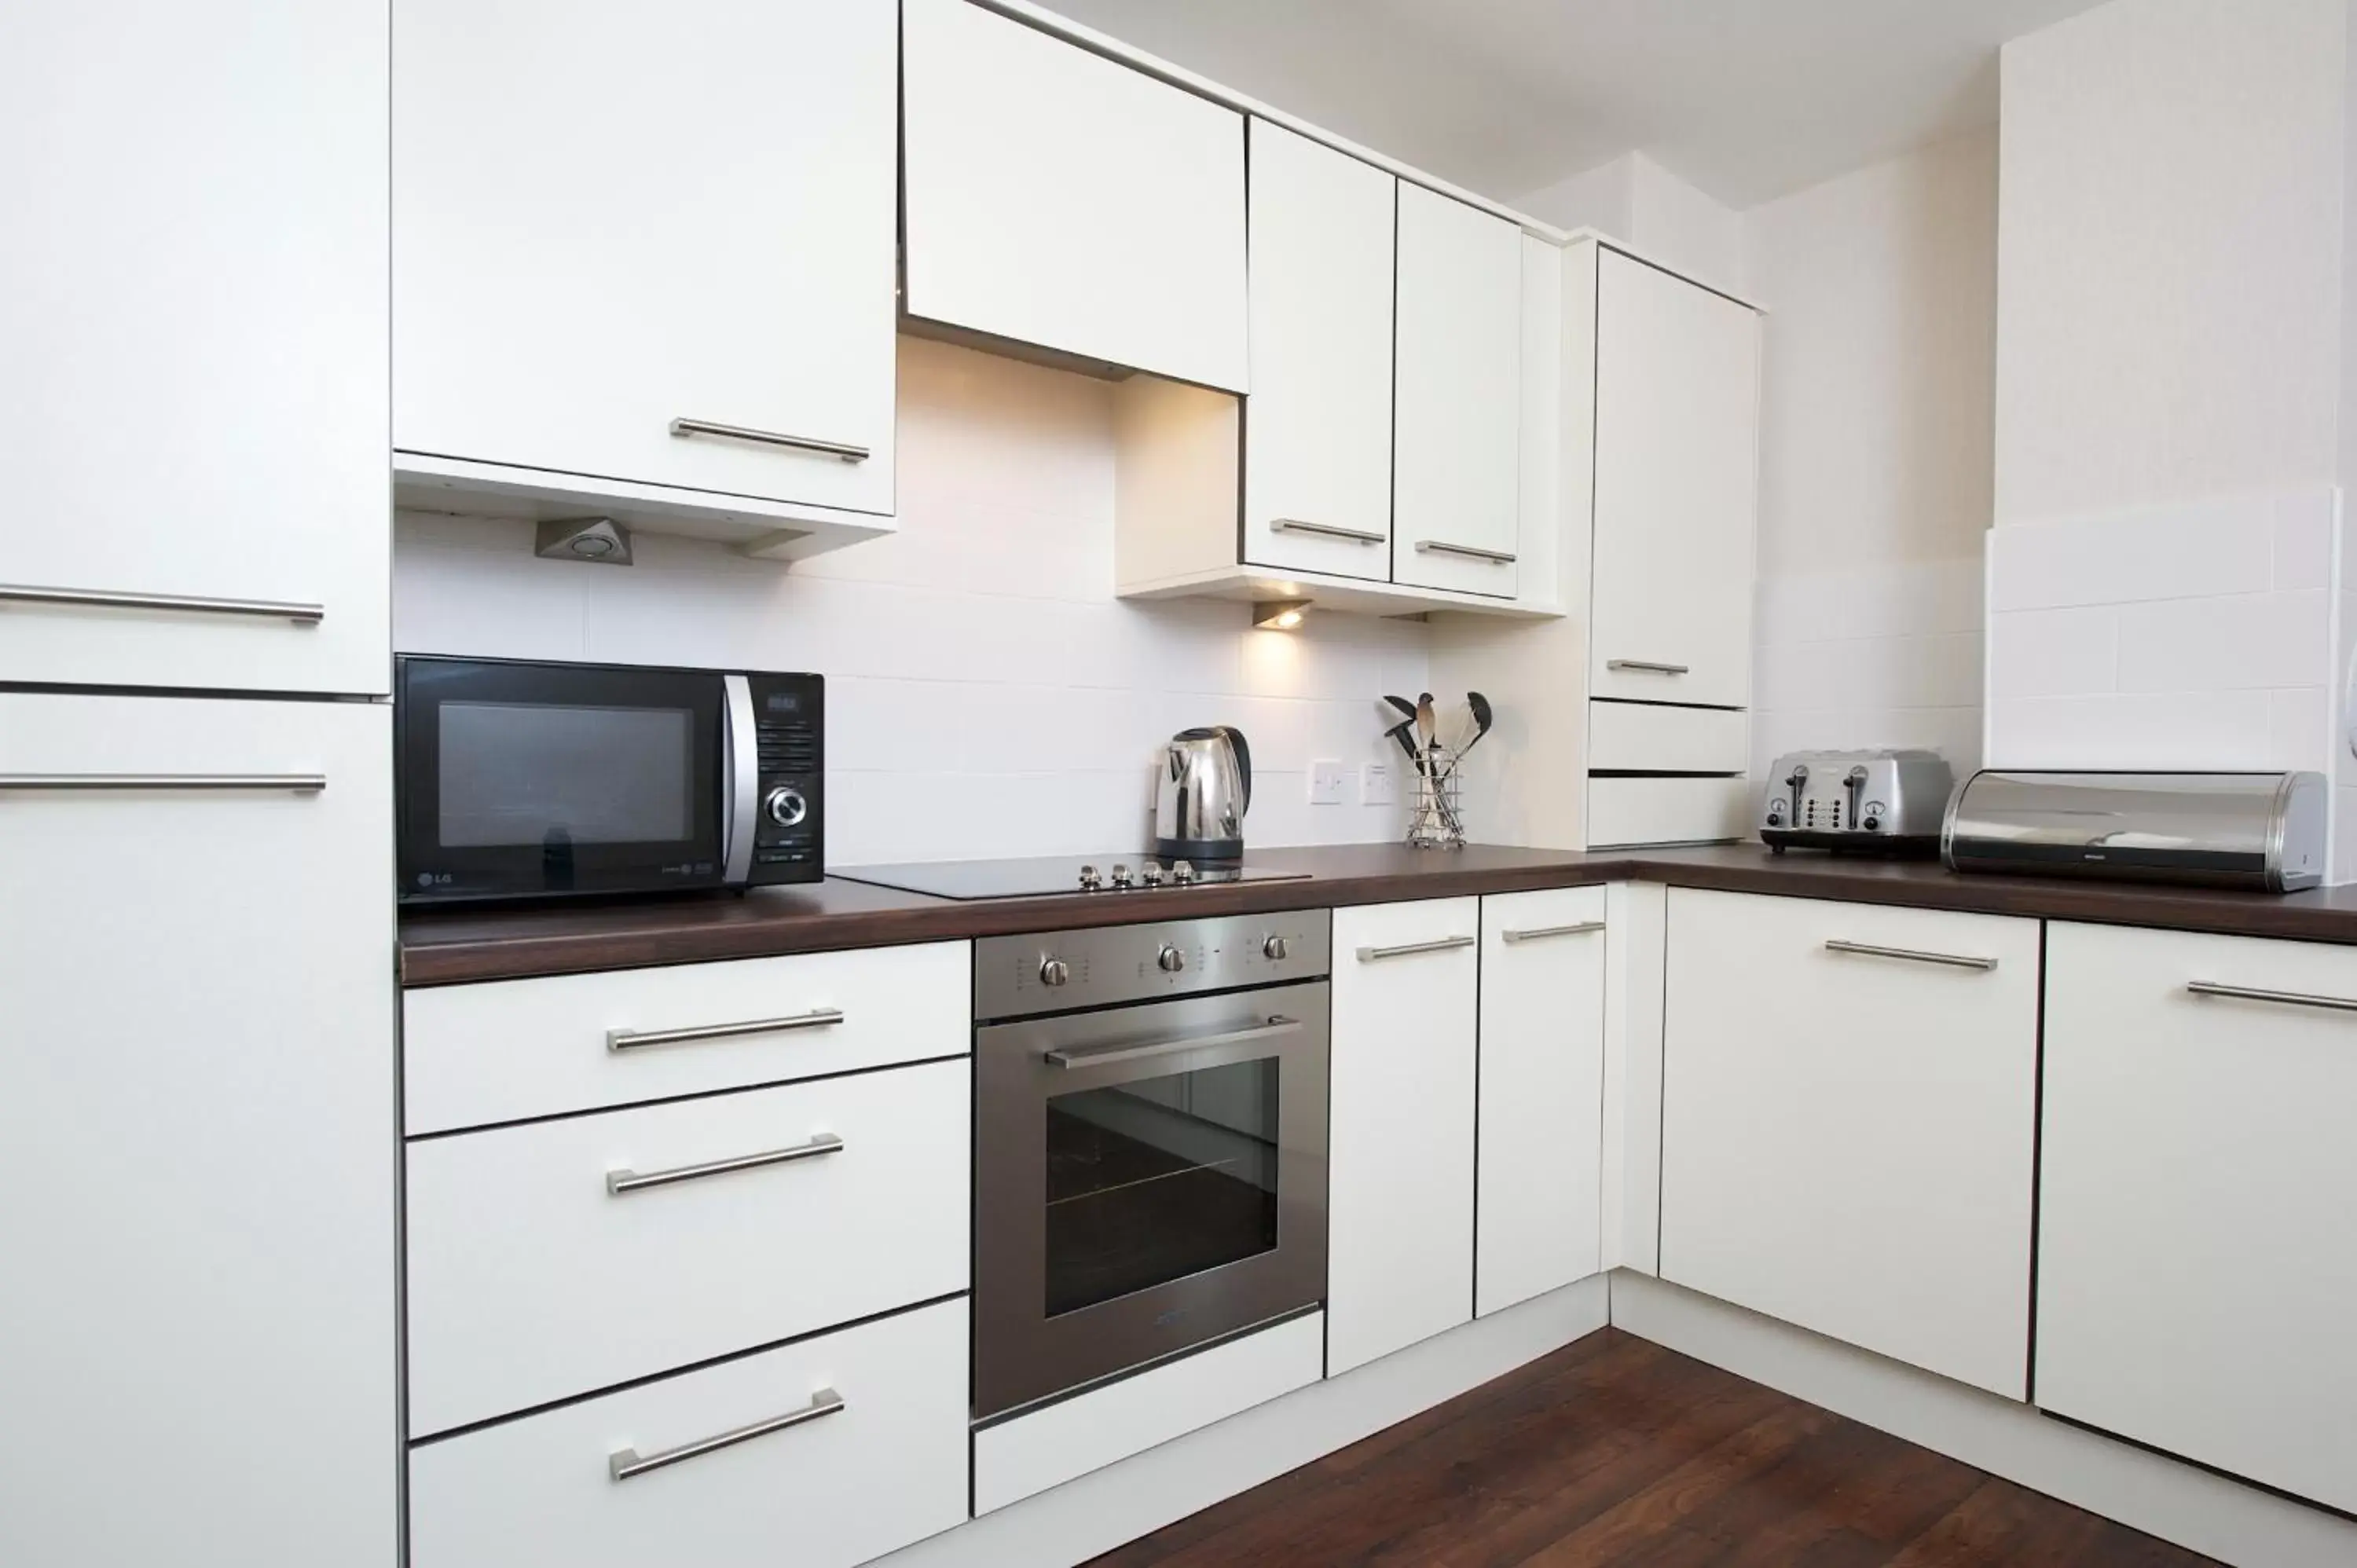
left=1586, top=775, right=1753, bottom=849
left=1241, top=120, right=1397, bottom=580
left=1659, top=890, right=2039, bottom=1398
left=0, top=694, right=395, bottom=1566
left=1328, top=899, right=1479, bottom=1375
left=1587, top=247, right=1760, bottom=709
left=0, top=1, right=388, bottom=695
left=1476, top=888, right=1607, bottom=1315
left=2039, top=922, right=2357, bottom=1513
left=1392, top=184, right=1524, bottom=598
left=394, top=0, right=898, bottom=539
left=903, top=0, right=1248, bottom=393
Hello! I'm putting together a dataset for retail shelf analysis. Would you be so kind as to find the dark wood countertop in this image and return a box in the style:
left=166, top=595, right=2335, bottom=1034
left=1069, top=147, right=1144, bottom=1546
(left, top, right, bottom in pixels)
left=397, top=841, right=2357, bottom=987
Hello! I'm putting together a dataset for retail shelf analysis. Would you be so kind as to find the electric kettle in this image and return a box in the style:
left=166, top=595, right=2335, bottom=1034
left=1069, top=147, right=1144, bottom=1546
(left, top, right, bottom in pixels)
left=1154, top=726, right=1251, bottom=862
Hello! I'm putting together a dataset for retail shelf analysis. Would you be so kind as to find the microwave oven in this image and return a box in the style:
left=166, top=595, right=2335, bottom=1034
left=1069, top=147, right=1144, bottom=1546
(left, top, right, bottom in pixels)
left=394, top=655, right=823, bottom=904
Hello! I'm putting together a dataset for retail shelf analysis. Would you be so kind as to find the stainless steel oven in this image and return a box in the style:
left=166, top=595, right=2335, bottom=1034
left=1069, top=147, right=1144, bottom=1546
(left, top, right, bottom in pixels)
left=973, top=911, right=1331, bottom=1422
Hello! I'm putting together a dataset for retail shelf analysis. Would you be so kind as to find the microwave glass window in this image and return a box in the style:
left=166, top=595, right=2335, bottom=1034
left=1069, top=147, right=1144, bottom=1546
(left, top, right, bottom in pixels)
left=437, top=702, right=697, bottom=848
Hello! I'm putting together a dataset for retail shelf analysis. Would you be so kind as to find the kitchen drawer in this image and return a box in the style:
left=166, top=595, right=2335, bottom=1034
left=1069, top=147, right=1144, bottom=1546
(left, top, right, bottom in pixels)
left=1588, top=702, right=1747, bottom=773
left=407, top=1059, right=969, bottom=1436
left=404, top=941, right=970, bottom=1134
left=409, top=1297, right=966, bottom=1568
left=1587, top=775, right=1750, bottom=848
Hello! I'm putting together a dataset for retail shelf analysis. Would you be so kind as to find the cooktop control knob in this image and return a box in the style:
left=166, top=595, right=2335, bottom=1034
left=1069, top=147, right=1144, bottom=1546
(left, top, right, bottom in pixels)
left=1157, top=943, right=1187, bottom=974
left=1109, top=863, right=1133, bottom=888
left=1170, top=859, right=1197, bottom=885
left=1263, top=934, right=1289, bottom=962
left=1077, top=864, right=1102, bottom=891
left=1039, top=956, right=1071, bottom=987
left=1140, top=863, right=1166, bottom=887
left=764, top=786, right=808, bottom=827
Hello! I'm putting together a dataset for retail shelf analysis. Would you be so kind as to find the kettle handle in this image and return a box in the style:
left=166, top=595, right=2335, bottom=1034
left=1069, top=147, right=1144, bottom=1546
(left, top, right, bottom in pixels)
left=1217, top=726, right=1251, bottom=814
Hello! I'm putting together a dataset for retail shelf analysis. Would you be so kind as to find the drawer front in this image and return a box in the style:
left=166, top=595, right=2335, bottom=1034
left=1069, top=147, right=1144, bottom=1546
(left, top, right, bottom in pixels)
left=408, top=1060, right=970, bottom=1436
left=405, top=941, right=970, bottom=1134
left=2040, top=922, right=2357, bottom=1512
left=1587, top=775, right=1750, bottom=848
left=1587, top=702, right=1747, bottom=773
left=409, top=1298, right=967, bottom=1568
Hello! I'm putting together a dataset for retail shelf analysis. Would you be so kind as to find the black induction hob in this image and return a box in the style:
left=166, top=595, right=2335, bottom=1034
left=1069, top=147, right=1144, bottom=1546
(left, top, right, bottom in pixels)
left=832, top=854, right=1310, bottom=901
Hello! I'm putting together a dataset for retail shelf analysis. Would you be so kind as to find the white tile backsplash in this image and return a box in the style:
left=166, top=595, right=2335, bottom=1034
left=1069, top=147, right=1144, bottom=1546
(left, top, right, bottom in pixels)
left=1985, top=493, right=2278, bottom=611
left=1985, top=605, right=2117, bottom=700
left=2113, top=589, right=2328, bottom=693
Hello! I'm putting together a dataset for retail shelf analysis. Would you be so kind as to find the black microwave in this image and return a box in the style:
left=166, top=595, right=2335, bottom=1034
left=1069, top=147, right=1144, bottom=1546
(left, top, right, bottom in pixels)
left=394, top=655, right=823, bottom=904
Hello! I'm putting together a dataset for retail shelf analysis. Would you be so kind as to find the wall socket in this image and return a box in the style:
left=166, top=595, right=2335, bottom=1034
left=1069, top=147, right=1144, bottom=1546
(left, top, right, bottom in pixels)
left=1361, top=760, right=1396, bottom=806
left=1308, top=759, right=1347, bottom=805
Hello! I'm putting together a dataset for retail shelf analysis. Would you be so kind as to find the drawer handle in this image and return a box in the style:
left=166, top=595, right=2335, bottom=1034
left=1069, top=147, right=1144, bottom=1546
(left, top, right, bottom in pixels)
left=1270, top=518, right=1386, bottom=545
left=1046, top=1015, right=1302, bottom=1070
left=1413, top=539, right=1517, bottom=565
left=1606, top=659, right=1690, bottom=676
left=1356, top=935, right=1477, bottom=962
left=0, top=772, right=324, bottom=793
left=2187, top=980, right=2357, bottom=1013
left=607, top=1133, right=845, bottom=1196
left=607, top=1008, right=845, bottom=1053
left=1501, top=921, right=1605, bottom=943
left=1824, top=939, right=1997, bottom=973
left=669, top=416, right=868, bottom=463
left=0, top=581, right=324, bottom=625
left=609, top=1387, right=845, bottom=1482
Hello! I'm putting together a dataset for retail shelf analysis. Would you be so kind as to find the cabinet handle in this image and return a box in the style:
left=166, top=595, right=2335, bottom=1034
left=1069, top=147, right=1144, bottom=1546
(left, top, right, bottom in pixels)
left=1045, top=1015, right=1301, bottom=1070
left=0, top=772, right=324, bottom=793
left=1824, top=939, right=1997, bottom=972
left=607, top=1133, right=845, bottom=1196
left=0, top=581, right=323, bottom=625
left=1355, top=935, right=1477, bottom=962
left=1501, top=921, right=1605, bottom=944
left=609, top=1387, right=845, bottom=1482
left=2187, top=980, right=2357, bottom=1013
left=1413, top=540, right=1517, bottom=565
left=1606, top=659, right=1690, bottom=676
left=607, top=1008, right=845, bottom=1053
left=669, top=416, right=869, bottom=463
left=1270, top=518, right=1386, bottom=545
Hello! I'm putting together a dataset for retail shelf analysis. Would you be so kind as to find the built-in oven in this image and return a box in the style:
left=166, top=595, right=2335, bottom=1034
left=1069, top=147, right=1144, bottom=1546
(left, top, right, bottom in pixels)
left=973, top=911, right=1330, bottom=1423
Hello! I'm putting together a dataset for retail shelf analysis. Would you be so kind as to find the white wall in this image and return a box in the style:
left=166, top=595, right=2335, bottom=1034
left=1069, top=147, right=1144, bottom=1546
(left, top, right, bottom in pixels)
left=394, top=337, right=1423, bottom=866
left=1518, top=152, right=1745, bottom=294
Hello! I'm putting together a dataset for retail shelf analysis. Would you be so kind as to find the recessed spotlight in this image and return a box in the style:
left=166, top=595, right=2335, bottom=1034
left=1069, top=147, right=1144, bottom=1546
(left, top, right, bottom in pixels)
left=1254, top=599, right=1311, bottom=632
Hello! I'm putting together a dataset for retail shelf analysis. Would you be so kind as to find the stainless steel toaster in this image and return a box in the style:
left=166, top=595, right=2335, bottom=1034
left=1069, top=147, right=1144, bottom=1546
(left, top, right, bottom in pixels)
left=1761, top=749, right=1954, bottom=854
left=1944, top=770, right=2327, bottom=892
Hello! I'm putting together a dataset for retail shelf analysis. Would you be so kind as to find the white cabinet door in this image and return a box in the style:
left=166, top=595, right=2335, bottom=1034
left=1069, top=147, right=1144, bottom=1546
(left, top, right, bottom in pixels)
left=2040, top=923, right=2357, bottom=1514
left=1392, top=185, right=1521, bottom=598
left=903, top=0, right=1248, bottom=393
left=0, top=1, right=388, bottom=695
left=1660, top=890, right=2039, bottom=1398
left=1241, top=121, right=1395, bottom=580
left=1477, top=888, right=1607, bottom=1316
left=1588, top=249, right=1759, bottom=707
left=394, top=0, right=896, bottom=517
left=1328, top=899, right=1479, bottom=1374
left=0, top=694, right=395, bottom=1568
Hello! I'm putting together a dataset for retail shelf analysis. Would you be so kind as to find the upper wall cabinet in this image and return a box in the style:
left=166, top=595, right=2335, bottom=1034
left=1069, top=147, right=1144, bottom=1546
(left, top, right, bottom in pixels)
left=902, top=0, right=1248, bottom=393
left=0, top=1, right=389, bottom=696
left=393, top=0, right=898, bottom=555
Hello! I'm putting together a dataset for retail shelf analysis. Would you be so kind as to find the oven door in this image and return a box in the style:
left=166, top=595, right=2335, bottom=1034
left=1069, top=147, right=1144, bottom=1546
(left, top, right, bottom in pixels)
left=395, top=656, right=741, bottom=903
left=974, top=980, right=1329, bottom=1422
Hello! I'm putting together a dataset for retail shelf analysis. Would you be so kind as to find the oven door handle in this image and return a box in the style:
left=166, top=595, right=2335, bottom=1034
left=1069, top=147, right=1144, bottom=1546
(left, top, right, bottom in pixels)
left=1043, top=1014, right=1303, bottom=1070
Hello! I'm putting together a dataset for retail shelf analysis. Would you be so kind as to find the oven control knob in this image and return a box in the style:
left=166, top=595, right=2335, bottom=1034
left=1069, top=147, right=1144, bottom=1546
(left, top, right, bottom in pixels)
left=1156, top=943, right=1187, bottom=974
left=763, top=786, right=808, bottom=827
left=1263, top=934, right=1289, bottom=962
left=1109, top=863, right=1133, bottom=888
left=1170, top=859, right=1196, bottom=885
left=1078, top=863, right=1102, bottom=890
left=1039, top=957, right=1071, bottom=987
left=1140, top=863, right=1166, bottom=887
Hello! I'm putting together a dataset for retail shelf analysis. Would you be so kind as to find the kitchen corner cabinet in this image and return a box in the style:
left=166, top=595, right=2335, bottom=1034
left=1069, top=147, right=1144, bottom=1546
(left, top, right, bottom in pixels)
left=902, top=0, right=1248, bottom=393
left=1328, top=899, right=1480, bottom=1375
left=2038, top=923, right=2357, bottom=1515
left=1477, top=888, right=1607, bottom=1315
left=394, top=0, right=898, bottom=544
left=0, top=0, right=389, bottom=695
left=1659, top=890, right=2038, bottom=1399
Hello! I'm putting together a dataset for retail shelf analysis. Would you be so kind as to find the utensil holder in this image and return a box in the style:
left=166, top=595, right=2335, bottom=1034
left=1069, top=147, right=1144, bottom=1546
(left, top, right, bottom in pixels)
left=1406, top=742, right=1465, bottom=850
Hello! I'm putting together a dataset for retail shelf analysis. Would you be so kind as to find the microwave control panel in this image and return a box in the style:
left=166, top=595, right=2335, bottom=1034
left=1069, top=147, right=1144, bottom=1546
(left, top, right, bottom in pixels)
left=748, top=673, right=823, bottom=885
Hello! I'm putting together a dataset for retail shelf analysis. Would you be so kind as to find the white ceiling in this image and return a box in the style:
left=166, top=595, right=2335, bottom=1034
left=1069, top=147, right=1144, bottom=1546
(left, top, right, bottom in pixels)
left=1040, top=0, right=2108, bottom=210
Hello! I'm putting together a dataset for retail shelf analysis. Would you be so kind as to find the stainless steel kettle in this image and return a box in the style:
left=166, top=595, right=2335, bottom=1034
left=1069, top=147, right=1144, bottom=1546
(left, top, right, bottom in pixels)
left=1154, top=726, right=1251, bottom=862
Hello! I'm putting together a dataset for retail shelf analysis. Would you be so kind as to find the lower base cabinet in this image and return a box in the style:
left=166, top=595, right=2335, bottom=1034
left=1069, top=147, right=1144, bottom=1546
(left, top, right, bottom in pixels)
left=408, top=1298, right=969, bottom=1568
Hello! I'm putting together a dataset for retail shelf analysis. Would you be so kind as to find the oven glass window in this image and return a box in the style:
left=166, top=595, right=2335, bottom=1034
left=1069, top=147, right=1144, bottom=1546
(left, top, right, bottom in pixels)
left=1044, top=1057, right=1278, bottom=1318
left=437, top=702, right=696, bottom=848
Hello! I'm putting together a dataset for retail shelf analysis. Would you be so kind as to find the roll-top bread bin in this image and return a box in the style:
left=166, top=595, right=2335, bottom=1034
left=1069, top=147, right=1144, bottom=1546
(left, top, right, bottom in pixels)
left=1942, top=770, right=2328, bottom=892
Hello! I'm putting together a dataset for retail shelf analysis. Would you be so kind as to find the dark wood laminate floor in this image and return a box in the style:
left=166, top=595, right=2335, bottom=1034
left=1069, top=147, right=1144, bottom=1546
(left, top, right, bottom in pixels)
left=1086, top=1330, right=2217, bottom=1568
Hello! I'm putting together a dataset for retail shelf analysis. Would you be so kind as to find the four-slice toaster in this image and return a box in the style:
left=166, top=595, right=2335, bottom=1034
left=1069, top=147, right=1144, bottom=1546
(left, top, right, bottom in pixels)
left=1761, top=749, right=1953, bottom=855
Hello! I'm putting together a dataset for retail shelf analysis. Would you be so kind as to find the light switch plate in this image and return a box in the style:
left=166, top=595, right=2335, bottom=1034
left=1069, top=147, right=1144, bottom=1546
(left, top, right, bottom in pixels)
left=1309, top=759, right=1346, bottom=805
left=1361, top=760, right=1395, bottom=805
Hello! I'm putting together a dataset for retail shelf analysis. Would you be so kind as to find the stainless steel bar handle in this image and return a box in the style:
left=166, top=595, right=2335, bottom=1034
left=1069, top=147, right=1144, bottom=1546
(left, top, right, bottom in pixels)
left=0, top=772, right=324, bottom=793
left=1046, top=1016, right=1303, bottom=1070
left=607, top=1008, right=845, bottom=1053
left=1606, top=659, right=1691, bottom=676
left=669, top=416, right=869, bottom=463
left=1356, top=935, right=1478, bottom=962
left=0, top=582, right=324, bottom=624
left=1413, top=540, right=1517, bottom=565
left=1824, top=939, right=1997, bottom=972
left=2187, top=980, right=2357, bottom=1013
left=607, top=1133, right=845, bottom=1196
left=609, top=1387, right=845, bottom=1482
left=1501, top=921, right=1606, bottom=944
left=1270, top=518, right=1386, bottom=545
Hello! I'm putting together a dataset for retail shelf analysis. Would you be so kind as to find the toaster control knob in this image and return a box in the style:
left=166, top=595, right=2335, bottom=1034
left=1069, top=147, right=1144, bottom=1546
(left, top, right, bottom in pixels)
left=764, top=786, right=808, bottom=827
left=1864, top=800, right=1887, bottom=832
left=1109, top=863, right=1133, bottom=888
left=1263, top=934, right=1289, bottom=962
left=1157, top=943, right=1187, bottom=974
left=1039, top=956, right=1071, bottom=987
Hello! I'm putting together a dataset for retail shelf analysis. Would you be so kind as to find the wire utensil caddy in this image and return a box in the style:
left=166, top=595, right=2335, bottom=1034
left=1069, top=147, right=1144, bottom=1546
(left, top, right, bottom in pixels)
left=1407, top=742, right=1466, bottom=849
